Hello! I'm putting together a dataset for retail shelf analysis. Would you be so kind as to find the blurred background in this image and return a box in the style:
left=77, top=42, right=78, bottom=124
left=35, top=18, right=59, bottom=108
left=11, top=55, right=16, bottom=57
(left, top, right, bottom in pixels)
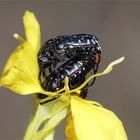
left=0, top=1, right=140, bottom=140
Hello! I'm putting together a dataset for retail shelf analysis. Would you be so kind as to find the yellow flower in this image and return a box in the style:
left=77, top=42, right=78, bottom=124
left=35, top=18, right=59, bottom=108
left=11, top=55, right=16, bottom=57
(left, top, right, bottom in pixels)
left=0, top=11, right=128, bottom=140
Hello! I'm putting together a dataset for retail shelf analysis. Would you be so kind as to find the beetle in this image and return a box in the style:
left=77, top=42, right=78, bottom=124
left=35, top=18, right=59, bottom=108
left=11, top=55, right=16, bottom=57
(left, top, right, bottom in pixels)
left=37, top=34, right=102, bottom=102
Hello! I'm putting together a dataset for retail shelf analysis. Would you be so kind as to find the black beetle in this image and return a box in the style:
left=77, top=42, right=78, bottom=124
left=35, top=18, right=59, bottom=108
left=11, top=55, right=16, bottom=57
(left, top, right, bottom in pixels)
left=37, top=34, right=102, bottom=102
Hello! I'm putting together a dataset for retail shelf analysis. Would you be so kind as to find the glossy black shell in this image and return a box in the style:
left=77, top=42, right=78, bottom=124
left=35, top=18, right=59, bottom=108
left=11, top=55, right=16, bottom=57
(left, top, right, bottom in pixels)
left=38, top=34, right=102, bottom=69
left=37, top=34, right=102, bottom=102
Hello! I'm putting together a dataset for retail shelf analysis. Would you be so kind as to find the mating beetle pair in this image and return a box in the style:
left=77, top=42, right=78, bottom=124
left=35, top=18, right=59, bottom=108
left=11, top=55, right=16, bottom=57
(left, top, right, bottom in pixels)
left=37, top=34, right=102, bottom=101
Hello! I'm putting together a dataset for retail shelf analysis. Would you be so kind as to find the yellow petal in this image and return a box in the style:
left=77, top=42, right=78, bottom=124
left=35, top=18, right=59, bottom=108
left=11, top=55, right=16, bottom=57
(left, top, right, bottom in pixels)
left=0, top=11, right=44, bottom=95
left=23, top=11, right=40, bottom=51
left=0, top=41, right=42, bottom=95
left=66, top=96, right=128, bottom=140
left=24, top=95, right=70, bottom=140
left=65, top=115, right=78, bottom=140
